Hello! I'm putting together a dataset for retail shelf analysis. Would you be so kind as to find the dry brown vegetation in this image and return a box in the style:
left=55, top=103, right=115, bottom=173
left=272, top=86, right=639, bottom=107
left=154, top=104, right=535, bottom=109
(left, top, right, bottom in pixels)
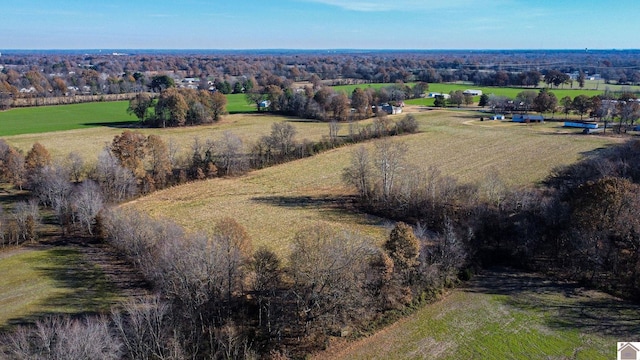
left=125, top=108, right=621, bottom=256
left=3, top=112, right=350, bottom=166
left=0, top=106, right=630, bottom=358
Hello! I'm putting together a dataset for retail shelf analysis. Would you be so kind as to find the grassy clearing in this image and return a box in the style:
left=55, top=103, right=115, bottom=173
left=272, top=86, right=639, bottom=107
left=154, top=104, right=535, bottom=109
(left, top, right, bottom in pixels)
left=0, top=101, right=138, bottom=136
left=316, top=270, right=639, bottom=360
left=127, top=109, right=621, bottom=256
left=0, top=246, right=120, bottom=329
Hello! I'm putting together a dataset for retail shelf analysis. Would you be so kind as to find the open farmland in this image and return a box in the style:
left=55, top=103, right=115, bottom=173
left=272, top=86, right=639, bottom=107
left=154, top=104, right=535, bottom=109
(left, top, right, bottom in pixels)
left=314, top=269, right=640, bottom=360
left=4, top=112, right=347, bottom=165
left=0, top=104, right=629, bottom=356
left=126, top=108, right=621, bottom=256
left=0, top=101, right=138, bottom=136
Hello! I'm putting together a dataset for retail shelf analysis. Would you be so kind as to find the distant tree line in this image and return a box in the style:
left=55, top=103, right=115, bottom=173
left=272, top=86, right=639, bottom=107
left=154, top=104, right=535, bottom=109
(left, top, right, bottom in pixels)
left=3, top=50, right=640, bottom=109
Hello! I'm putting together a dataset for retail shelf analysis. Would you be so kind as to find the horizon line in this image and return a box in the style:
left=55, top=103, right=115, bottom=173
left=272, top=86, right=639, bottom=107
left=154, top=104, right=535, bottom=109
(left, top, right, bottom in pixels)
left=2, top=48, right=639, bottom=52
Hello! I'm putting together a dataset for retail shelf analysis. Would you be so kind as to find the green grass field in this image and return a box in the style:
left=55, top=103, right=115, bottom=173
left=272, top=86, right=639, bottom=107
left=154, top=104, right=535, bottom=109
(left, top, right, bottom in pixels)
left=0, top=94, right=255, bottom=137
left=333, top=82, right=617, bottom=108
left=0, top=246, right=120, bottom=329
left=315, top=270, right=638, bottom=360
left=0, top=101, right=138, bottom=136
left=226, top=93, right=257, bottom=113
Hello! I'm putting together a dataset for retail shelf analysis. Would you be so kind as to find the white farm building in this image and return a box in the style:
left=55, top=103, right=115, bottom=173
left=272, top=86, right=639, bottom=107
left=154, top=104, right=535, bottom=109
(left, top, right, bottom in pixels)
left=463, top=89, right=483, bottom=96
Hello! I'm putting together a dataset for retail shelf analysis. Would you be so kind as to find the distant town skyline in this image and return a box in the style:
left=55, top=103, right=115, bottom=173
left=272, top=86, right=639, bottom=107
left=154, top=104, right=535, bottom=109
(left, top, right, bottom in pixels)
left=2, top=0, right=639, bottom=50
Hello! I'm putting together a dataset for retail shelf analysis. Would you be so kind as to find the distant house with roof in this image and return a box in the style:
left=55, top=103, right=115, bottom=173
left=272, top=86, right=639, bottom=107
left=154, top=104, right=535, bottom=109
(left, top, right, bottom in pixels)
left=463, top=89, right=483, bottom=96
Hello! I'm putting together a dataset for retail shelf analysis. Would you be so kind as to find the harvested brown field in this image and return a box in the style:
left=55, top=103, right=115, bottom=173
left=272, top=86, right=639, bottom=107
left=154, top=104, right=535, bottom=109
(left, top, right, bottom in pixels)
left=126, top=109, right=621, bottom=255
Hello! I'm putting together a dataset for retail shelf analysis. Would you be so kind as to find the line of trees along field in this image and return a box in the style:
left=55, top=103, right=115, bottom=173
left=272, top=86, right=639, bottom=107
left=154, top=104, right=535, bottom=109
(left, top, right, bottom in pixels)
left=124, top=72, right=640, bottom=130
left=3, top=117, right=640, bottom=358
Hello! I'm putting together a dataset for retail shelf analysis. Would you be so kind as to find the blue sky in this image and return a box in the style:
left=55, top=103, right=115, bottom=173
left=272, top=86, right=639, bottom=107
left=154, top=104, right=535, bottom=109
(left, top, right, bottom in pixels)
left=1, top=0, right=639, bottom=49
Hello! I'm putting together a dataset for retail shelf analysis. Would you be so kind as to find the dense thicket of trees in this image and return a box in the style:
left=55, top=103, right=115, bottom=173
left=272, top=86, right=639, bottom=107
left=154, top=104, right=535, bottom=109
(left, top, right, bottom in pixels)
left=342, top=136, right=640, bottom=303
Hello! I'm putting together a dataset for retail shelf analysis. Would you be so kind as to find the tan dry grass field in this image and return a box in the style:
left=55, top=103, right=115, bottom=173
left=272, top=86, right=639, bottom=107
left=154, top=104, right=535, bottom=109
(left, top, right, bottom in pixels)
left=125, top=108, right=622, bottom=256
left=3, top=113, right=346, bottom=166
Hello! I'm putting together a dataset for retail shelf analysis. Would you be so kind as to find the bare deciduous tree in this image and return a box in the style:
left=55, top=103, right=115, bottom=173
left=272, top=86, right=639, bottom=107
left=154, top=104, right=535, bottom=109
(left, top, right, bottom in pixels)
left=66, top=151, right=85, bottom=183
left=342, top=146, right=373, bottom=200
left=112, top=296, right=183, bottom=360
left=11, top=199, right=40, bottom=244
left=146, top=134, right=172, bottom=188
left=213, top=217, right=253, bottom=309
left=93, top=148, right=138, bottom=203
left=289, top=224, right=376, bottom=334
left=250, top=247, right=282, bottom=335
left=3, top=316, right=122, bottom=360
left=72, top=180, right=104, bottom=235
left=214, top=131, right=248, bottom=176
left=374, top=139, right=407, bottom=203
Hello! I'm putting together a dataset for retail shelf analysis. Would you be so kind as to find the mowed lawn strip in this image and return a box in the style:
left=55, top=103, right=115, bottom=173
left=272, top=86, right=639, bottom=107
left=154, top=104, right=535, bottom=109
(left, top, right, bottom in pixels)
left=226, top=93, right=257, bottom=113
left=0, top=247, right=120, bottom=328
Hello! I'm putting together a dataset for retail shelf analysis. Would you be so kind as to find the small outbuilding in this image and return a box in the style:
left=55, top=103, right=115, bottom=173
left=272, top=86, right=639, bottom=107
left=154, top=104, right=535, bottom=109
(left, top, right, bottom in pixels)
left=564, top=121, right=598, bottom=129
left=428, top=92, right=450, bottom=99
left=258, top=100, right=271, bottom=110
left=463, top=89, right=483, bottom=96
left=512, top=114, right=544, bottom=123
left=380, top=103, right=403, bottom=115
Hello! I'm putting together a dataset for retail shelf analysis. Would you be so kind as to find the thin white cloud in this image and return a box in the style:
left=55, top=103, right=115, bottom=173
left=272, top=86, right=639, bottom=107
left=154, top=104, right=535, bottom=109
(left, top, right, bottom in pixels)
left=301, top=0, right=477, bottom=12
